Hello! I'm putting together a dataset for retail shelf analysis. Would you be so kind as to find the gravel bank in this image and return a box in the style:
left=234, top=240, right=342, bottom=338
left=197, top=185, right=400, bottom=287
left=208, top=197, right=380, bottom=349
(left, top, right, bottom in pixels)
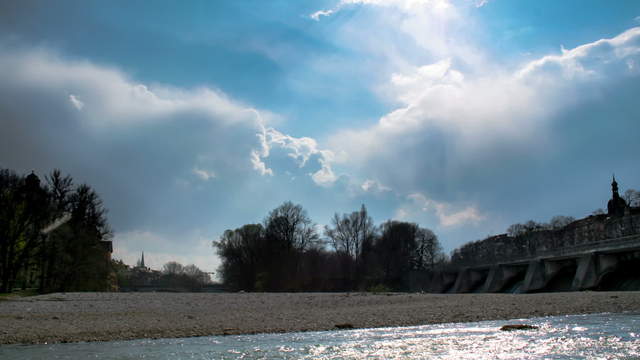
left=1, top=291, right=639, bottom=344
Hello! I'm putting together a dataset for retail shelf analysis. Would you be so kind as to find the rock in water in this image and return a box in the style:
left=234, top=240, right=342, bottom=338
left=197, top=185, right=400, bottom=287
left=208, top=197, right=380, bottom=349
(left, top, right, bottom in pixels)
left=335, top=323, right=354, bottom=329
left=500, top=324, right=539, bottom=331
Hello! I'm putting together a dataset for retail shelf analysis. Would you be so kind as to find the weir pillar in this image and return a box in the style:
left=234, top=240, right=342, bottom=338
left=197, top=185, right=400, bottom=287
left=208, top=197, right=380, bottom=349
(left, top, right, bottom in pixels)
left=521, top=259, right=567, bottom=293
left=481, top=264, right=525, bottom=293
left=428, top=270, right=458, bottom=293
left=521, top=260, right=545, bottom=293
left=572, top=252, right=620, bottom=290
left=572, top=253, right=598, bottom=290
left=451, top=267, right=488, bottom=293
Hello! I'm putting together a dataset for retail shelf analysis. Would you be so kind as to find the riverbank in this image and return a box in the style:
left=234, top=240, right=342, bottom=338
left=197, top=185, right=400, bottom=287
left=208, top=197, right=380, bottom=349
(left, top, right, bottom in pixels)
left=1, top=291, right=640, bottom=344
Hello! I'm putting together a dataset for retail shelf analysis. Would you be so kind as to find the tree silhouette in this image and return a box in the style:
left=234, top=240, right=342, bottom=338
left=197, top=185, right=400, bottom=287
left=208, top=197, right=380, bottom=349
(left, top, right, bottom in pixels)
left=324, top=205, right=376, bottom=289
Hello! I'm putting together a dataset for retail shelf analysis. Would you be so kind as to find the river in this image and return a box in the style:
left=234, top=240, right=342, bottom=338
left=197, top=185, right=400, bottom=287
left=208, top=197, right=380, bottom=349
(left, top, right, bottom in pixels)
left=2, top=313, right=639, bottom=359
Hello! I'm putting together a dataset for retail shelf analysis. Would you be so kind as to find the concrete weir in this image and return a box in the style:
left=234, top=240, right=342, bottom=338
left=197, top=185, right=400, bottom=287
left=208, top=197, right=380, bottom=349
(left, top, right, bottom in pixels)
left=482, top=264, right=527, bottom=293
left=435, top=244, right=640, bottom=293
left=432, top=181, right=640, bottom=293
left=451, top=267, right=489, bottom=293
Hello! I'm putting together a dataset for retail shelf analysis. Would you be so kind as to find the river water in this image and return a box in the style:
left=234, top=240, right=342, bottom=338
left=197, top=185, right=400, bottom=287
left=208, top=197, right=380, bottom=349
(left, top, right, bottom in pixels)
left=2, top=313, right=639, bottom=359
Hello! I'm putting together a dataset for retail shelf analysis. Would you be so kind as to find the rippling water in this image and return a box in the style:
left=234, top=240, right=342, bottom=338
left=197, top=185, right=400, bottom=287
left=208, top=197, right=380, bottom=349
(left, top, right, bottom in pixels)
left=2, top=313, right=639, bottom=359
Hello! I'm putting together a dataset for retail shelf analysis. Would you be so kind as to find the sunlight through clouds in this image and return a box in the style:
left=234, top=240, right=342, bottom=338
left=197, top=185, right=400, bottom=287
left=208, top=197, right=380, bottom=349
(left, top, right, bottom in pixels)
left=2, top=1, right=640, bottom=266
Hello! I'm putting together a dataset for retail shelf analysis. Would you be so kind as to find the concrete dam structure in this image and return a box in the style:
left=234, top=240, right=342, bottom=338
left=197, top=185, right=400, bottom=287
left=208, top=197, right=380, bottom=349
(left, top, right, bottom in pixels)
left=426, top=177, right=640, bottom=293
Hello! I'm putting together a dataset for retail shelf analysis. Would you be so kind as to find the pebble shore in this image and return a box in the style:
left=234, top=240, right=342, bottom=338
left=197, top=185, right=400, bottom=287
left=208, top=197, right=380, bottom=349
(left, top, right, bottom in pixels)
left=1, top=291, right=640, bottom=344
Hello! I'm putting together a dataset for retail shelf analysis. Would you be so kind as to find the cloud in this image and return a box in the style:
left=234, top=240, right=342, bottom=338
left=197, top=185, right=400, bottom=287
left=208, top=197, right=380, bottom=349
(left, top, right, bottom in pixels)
left=3, top=3, right=640, bottom=261
left=328, top=27, right=640, bottom=196
left=0, top=46, right=336, bottom=184
left=0, top=47, right=264, bottom=129
left=0, top=46, right=339, bottom=267
left=310, top=9, right=335, bottom=21
left=68, top=94, right=84, bottom=110
left=310, top=150, right=338, bottom=186
left=517, top=27, right=640, bottom=81
left=399, top=193, right=485, bottom=227
left=361, top=179, right=391, bottom=193
left=250, top=150, right=274, bottom=176
left=310, top=0, right=485, bottom=93
left=253, top=127, right=337, bottom=186
left=193, top=167, right=216, bottom=181
left=311, top=0, right=453, bottom=19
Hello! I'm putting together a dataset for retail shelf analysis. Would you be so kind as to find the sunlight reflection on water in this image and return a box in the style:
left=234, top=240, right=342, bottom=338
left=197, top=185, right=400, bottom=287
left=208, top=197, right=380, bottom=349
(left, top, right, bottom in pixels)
left=1, top=313, right=639, bottom=359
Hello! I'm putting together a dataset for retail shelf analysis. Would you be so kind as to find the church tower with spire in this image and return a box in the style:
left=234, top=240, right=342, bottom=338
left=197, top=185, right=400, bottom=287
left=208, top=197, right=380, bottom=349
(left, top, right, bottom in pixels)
left=136, top=251, right=147, bottom=270
left=607, top=175, right=627, bottom=217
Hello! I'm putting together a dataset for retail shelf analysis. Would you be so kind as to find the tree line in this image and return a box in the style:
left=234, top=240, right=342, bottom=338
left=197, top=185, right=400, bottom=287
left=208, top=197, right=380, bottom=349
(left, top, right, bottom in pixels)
left=214, top=202, right=445, bottom=292
left=505, top=215, right=576, bottom=237
left=113, top=260, right=211, bottom=292
left=0, top=168, right=112, bottom=293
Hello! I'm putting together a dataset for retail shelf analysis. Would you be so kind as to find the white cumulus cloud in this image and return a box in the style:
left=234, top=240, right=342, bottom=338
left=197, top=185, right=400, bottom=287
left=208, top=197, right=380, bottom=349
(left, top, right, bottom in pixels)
left=252, top=127, right=338, bottom=186
left=328, top=27, right=640, bottom=198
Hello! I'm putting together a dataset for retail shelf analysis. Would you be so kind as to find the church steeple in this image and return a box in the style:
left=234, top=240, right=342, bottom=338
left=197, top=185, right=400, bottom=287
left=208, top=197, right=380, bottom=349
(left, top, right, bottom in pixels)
left=136, top=251, right=146, bottom=269
left=607, top=174, right=627, bottom=217
left=612, top=174, right=619, bottom=196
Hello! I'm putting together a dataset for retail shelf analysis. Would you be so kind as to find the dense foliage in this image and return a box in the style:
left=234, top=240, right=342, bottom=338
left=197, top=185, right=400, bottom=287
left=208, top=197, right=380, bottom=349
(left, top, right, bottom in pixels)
left=0, top=168, right=112, bottom=293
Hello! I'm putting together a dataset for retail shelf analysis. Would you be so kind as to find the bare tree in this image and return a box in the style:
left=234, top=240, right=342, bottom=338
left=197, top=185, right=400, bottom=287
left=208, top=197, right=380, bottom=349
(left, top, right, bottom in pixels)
left=415, top=227, right=444, bottom=270
left=324, top=205, right=375, bottom=263
left=624, top=189, right=640, bottom=207
left=548, top=215, right=575, bottom=230
left=162, top=261, right=184, bottom=275
left=324, top=205, right=376, bottom=289
left=183, top=264, right=209, bottom=285
left=507, top=223, right=527, bottom=237
left=46, top=170, right=73, bottom=216
left=264, top=201, right=319, bottom=252
left=262, top=202, right=319, bottom=290
left=507, top=220, right=544, bottom=236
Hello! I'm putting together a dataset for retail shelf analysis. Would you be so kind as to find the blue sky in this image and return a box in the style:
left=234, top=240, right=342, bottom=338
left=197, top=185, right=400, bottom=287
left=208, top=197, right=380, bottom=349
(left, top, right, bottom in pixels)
left=1, top=0, right=639, bottom=273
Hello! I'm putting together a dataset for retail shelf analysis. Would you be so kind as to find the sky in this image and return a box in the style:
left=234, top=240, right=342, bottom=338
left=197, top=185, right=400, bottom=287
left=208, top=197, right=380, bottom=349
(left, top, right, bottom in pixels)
left=1, top=0, right=640, bottom=274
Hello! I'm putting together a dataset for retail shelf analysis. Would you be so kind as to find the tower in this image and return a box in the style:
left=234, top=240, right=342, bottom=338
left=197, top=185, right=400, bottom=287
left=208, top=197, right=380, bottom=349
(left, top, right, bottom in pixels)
left=607, top=175, right=627, bottom=217
left=136, top=251, right=146, bottom=269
